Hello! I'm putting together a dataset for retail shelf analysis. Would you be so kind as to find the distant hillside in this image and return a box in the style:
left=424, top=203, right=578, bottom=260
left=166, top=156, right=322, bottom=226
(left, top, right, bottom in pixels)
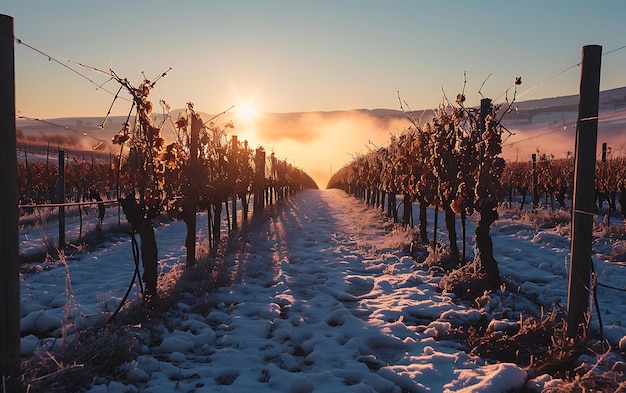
left=502, top=86, right=626, bottom=123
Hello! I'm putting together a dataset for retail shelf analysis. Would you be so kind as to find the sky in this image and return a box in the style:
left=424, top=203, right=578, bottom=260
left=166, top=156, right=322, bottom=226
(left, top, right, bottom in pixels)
left=3, top=0, right=626, bottom=187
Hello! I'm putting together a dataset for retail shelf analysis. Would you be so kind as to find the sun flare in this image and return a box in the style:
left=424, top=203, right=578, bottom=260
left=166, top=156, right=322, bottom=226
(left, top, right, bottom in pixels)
left=237, top=102, right=257, bottom=123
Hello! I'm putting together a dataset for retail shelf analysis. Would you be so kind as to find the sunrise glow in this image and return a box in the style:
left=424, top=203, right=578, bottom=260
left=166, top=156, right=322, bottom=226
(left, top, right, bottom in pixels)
left=236, top=102, right=257, bottom=123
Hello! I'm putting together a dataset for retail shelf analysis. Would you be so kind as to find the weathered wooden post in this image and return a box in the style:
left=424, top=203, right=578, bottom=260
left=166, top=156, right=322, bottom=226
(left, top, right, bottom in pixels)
left=231, top=135, right=238, bottom=232
left=185, top=113, right=200, bottom=266
left=254, top=147, right=266, bottom=214
left=0, top=13, right=21, bottom=379
left=24, top=149, right=31, bottom=195
left=567, top=44, right=602, bottom=339
left=117, top=145, right=122, bottom=225
left=241, top=140, right=249, bottom=223
left=58, top=149, right=65, bottom=248
left=601, top=142, right=611, bottom=225
left=531, top=153, right=538, bottom=209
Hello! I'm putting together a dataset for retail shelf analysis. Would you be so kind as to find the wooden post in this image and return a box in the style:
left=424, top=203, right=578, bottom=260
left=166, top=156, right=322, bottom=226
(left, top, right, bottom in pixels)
left=231, top=135, right=238, bottom=232
left=567, top=44, right=602, bottom=339
left=241, top=140, right=249, bottom=224
left=117, top=144, right=122, bottom=225
left=254, top=147, right=265, bottom=214
left=531, top=153, right=538, bottom=209
left=433, top=204, right=438, bottom=248
left=24, top=148, right=31, bottom=195
left=479, top=98, right=490, bottom=136
left=185, top=113, right=200, bottom=266
left=269, top=153, right=276, bottom=205
left=0, top=13, right=21, bottom=378
left=58, top=149, right=65, bottom=248
left=601, top=142, right=613, bottom=225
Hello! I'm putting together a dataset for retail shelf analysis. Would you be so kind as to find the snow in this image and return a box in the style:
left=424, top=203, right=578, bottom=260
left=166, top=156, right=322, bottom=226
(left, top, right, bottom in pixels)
left=18, top=189, right=626, bottom=392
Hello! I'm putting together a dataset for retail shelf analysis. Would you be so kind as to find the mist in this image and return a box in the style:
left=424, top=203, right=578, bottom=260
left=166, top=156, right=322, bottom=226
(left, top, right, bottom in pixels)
left=251, top=109, right=415, bottom=188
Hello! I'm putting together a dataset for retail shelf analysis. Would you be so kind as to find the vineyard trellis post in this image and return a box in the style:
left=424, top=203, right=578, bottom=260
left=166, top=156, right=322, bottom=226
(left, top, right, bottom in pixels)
left=231, top=135, right=238, bottom=232
left=0, top=13, right=20, bottom=379
left=254, top=147, right=266, bottom=214
left=601, top=142, right=612, bottom=226
left=531, top=153, right=538, bottom=209
left=567, top=44, right=602, bottom=339
left=23, top=148, right=31, bottom=195
left=184, top=112, right=201, bottom=266
left=58, top=149, right=65, bottom=248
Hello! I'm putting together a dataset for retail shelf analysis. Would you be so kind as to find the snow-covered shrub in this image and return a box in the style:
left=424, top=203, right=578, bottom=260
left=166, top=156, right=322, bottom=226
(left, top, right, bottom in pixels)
left=423, top=245, right=463, bottom=276
left=519, top=208, right=571, bottom=230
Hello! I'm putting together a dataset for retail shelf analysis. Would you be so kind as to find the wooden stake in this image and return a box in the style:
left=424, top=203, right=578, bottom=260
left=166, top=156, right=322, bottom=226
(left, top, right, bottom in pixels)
left=231, top=135, right=238, bottom=232
left=185, top=113, right=200, bottom=266
left=0, top=13, right=21, bottom=377
left=567, top=45, right=602, bottom=339
left=58, top=149, right=65, bottom=248
left=254, top=148, right=265, bottom=213
left=532, top=153, right=538, bottom=209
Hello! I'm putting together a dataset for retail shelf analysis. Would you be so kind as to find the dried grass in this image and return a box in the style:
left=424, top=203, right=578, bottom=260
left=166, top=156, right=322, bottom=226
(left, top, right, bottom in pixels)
left=438, top=260, right=489, bottom=300
left=22, top=323, right=144, bottom=393
left=466, top=308, right=579, bottom=373
left=543, top=347, right=626, bottom=392
left=21, top=250, right=145, bottom=392
left=434, top=253, right=626, bottom=392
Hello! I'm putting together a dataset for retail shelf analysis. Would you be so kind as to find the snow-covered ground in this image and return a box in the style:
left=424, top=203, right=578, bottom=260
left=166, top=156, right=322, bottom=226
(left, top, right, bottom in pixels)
left=19, top=189, right=626, bottom=392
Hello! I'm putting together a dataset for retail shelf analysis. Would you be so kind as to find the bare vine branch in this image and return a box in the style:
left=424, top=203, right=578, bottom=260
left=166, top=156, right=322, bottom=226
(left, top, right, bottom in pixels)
left=203, top=105, right=235, bottom=126
left=497, top=77, right=522, bottom=123
left=478, top=73, right=492, bottom=99
left=397, top=91, right=424, bottom=134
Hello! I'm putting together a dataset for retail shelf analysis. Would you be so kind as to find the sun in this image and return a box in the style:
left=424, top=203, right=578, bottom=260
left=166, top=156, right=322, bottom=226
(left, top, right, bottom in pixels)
left=233, top=100, right=261, bottom=147
left=236, top=101, right=257, bottom=123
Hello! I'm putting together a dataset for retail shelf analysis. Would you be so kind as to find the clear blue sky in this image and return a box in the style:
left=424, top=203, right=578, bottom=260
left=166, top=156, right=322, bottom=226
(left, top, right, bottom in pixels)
left=3, top=0, right=626, bottom=119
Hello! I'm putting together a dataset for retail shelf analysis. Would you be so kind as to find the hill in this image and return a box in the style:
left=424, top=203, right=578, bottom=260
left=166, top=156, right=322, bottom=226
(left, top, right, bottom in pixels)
left=499, top=86, right=626, bottom=160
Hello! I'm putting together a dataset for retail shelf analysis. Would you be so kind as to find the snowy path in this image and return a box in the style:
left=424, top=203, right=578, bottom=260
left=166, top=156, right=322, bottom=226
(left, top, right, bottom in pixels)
left=115, top=189, right=527, bottom=393
left=24, top=188, right=626, bottom=392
